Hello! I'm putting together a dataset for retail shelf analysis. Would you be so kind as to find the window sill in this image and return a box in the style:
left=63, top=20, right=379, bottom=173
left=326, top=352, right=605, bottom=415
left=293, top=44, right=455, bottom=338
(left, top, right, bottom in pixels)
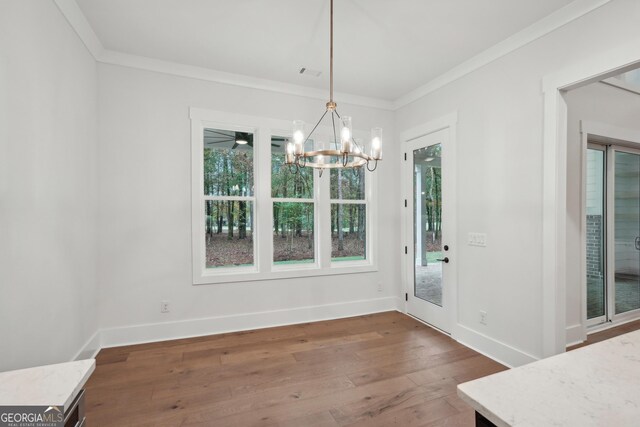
left=193, top=262, right=378, bottom=285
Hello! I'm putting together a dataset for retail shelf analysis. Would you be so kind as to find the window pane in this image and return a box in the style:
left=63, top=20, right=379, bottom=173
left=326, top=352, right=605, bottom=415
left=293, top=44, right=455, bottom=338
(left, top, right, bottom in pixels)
left=271, top=135, right=313, bottom=199
left=586, top=149, right=605, bottom=319
left=204, top=128, right=254, bottom=196
left=614, top=151, right=640, bottom=315
left=205, top=200, right=254, bottom=268
left=331, top=203, right=366, bottom=261
left=330, top=168, right=365, bottom=200
left=273, top=202, right=314, bottom=264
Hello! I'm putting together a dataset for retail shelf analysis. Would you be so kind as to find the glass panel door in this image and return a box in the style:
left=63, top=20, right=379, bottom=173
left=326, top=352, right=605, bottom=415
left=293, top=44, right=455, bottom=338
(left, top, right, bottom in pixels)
left=614, top=151, right=640, bottom=315
left=405, top=127, right=452, bottom=334
left=413, top=144, right=443, bottom=306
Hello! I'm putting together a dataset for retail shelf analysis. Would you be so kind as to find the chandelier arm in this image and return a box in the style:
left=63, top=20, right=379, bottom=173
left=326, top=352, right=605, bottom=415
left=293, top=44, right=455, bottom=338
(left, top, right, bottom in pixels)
left=303, top=109, right=329, bottom=147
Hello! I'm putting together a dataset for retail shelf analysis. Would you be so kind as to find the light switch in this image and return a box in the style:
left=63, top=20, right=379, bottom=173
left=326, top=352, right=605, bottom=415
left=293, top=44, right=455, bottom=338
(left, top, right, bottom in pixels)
left=468, top=232, right=487, bottom=247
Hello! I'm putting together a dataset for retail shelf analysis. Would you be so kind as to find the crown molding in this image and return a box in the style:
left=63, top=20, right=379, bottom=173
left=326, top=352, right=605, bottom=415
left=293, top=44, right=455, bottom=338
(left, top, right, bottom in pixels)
left=393, top=0, right=612, bottom=110
left=52, top=0, right=394, bottom=111
left=54, top=0, right=611, bottom=112
left=98, top=50, right=395, bottom=110
left=53, top=0, right=104, bottom=59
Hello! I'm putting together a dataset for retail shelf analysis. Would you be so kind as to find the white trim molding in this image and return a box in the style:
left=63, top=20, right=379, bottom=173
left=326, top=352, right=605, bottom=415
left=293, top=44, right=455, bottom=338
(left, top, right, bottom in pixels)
left=455, top=324, right=539, bottom=368
left=99, top=297, right=398, bottom=349
left=101, top=51, right=394, bottom=111
left=53, top=0, right=104, bottom=59
left=566, top=324, right=585, bottom=348
left=395, top=0, right=612, bottom=108
left=54, top=0, right=611, bottom=112
left=582, top=120, right=640, bottom=145
left=394, top=0, right=611, bottom=109
left=52, top=0, right=394, bottom=111
left=542, top=40, right=640, bottom=357
left=73, top=331, right=101, bottom=362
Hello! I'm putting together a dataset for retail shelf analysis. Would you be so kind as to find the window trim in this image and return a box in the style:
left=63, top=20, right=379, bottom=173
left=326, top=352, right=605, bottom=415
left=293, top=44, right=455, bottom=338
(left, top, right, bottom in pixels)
left=191, top=107, right=378, bottom=285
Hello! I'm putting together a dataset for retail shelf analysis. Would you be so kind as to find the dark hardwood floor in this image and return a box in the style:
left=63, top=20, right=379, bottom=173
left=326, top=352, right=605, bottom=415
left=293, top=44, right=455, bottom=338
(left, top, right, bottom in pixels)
left=567, top=318, right=640, bottom=351
left=85, top=312, right=506, bottom=426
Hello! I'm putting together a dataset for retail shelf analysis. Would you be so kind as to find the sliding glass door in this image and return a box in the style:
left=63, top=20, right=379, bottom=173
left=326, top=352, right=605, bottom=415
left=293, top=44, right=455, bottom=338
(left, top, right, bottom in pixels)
left=613, top=151, right=640, bottom=316
left=586, top=144, right=640, bottom=327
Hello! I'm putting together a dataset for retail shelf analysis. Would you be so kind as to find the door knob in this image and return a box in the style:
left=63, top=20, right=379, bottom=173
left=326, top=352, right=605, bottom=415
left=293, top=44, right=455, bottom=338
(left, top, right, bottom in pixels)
left=437, top=257, right=450, bottom=263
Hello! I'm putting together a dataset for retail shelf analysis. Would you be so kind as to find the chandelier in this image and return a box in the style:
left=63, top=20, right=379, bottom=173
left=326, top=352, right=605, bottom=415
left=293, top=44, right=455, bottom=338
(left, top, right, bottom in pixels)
left=285, top=0, right=382, bottom=176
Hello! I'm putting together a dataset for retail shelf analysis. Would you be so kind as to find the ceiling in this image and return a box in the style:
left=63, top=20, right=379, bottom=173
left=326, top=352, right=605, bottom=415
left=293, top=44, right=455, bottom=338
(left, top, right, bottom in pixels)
left=76, top=0, right=575, bottom=101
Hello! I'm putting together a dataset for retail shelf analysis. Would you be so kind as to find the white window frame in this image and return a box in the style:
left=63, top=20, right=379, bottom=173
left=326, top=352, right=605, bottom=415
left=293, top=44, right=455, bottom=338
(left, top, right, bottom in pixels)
left=191, top=107, right=377, bottom=285
left=329, top=168, right=372, bottom=268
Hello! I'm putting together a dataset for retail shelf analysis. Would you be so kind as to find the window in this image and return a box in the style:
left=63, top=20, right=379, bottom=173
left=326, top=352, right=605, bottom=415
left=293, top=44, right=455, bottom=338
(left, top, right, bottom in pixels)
left=203, top=128, right=255, bottom=269
left=191, top=109, right=376, bottom=284
left=271, top=135, right=316, bottom=265
left=331, top=168, right=367, bottom=262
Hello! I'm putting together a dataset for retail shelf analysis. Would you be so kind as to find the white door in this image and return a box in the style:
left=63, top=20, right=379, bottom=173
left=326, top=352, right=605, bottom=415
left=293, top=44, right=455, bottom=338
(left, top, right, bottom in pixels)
left=404, top=128, right=454, bottom=333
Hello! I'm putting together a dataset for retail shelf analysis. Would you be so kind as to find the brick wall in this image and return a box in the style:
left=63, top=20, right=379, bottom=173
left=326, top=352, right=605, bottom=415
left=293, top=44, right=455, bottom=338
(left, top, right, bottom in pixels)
left=586, top=214, right=603, bottom=279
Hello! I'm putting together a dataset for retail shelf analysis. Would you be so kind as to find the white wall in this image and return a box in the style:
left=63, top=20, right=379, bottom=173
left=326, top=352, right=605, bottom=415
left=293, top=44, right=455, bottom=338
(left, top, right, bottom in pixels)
left=565, top=81, right=640, bottom=343
left=0, top=1, right=99, bottom=371
left=96, top=63, right=398, bottom=345
left=395, top=0, right=640, bottom=364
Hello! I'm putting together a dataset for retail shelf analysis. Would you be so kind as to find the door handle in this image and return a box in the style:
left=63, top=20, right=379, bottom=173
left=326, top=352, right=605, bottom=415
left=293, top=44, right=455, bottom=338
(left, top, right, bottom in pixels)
left=437, top=257, right=449, bottom=263
left=635, top=237, right=640, bottom=250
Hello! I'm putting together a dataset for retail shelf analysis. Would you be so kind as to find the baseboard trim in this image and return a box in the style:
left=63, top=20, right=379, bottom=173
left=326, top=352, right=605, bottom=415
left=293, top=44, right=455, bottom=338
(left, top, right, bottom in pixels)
left=73, top=330, right=101, bottom=361
left=454, top=324, right=539, bottom=368
left=565, top=323, right=586, bottom=347
left=99, top=297, right=398, bottom=349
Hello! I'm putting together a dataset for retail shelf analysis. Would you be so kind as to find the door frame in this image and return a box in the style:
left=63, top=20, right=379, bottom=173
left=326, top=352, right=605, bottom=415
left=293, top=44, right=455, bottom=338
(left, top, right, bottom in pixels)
left=400, top=112, right=458, bottom=337
left=543, top=44, right=640, bottom=357
left=580, top=121, right=640, bottom=336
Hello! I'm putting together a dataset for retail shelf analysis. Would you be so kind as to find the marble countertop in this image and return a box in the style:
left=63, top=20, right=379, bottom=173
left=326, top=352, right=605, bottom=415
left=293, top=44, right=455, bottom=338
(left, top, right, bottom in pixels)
left=0, top=359, right=95, bottom=410
left=458, top=330, right=640, bottom=427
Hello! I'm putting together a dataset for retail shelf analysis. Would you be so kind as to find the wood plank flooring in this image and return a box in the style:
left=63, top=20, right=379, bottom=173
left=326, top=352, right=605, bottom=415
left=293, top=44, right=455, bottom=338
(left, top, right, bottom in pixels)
left=567, top=318, right=640, bottom=351
left=85, top=312, right=506, bottom=426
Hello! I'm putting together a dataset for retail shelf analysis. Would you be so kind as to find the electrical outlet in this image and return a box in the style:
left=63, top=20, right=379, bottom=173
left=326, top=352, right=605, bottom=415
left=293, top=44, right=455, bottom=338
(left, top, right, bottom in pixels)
left=377, top=282, right=383, bottom=292
left=468, top=232, right=487, bottom=247
left=479, top=310, right=488, bottom=325
left=161, top=301, right=170, bottom=313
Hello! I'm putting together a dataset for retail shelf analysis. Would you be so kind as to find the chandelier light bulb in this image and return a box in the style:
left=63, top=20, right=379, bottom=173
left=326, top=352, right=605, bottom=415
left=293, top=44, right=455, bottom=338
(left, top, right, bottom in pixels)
left=285, top=142, right=295, bottom=164
left=371, top=128, right=382, bottom=160
left=341, top=116, right=353, bottom=153
left=341, top=127, right=351, bottom=142
left=292, top=120, right=305, bottom=155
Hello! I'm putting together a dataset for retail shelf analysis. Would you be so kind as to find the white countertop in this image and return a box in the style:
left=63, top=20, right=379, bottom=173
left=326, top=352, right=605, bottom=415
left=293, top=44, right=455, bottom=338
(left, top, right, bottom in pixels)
left=458, top=330, right=640, bottom=427
left=0, top=359, right=95, bottom=410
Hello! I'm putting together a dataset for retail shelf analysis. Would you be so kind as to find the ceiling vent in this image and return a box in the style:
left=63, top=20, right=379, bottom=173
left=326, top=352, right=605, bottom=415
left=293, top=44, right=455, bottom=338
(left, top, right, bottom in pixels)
left=299, top=67, right=322, bottom=77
